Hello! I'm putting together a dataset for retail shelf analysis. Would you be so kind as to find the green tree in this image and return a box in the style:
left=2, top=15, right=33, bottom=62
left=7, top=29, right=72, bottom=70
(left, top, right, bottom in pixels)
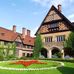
left=0, top=42, right=5, bottom=56
left=0, top=42, right=16, bottom=60
left=0, top=42, right=5, bottom=60
left=6, top=42, right=16, bottom=59
left=64, top=32, right=74, bottom=50
left=6, top=43, right=11, bottom=57
left=12, top=42, right=16, bottom=57
left=33, top=34, right=43, bottom=58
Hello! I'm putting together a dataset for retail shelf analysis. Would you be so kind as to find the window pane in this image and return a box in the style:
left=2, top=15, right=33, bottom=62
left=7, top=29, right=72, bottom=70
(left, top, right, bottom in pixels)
left=45, top=37, right=52, bottom=42
left=56, top=35, right=65, bottom=42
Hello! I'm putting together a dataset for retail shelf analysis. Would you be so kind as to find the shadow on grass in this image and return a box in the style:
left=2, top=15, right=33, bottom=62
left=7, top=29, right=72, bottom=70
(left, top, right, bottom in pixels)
left=57, top=67, right=74, bottom=74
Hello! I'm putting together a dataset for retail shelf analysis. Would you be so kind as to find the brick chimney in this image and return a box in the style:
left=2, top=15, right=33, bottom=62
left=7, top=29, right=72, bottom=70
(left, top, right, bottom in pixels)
left=58, top=4, right=62, bottom=12
left=27, top=29, right=30, bottom=36
left=13, top=25, right=16, bottom=32
left=22, top=28, right=27, bottom=38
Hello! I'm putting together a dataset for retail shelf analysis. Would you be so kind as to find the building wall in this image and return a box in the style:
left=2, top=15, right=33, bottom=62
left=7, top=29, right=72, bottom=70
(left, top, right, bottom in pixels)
left=38, top=21, right=69, bottom=34
left=41, top=31, right=71, bottom=43
left=18, top=49, right=33, bottom=58
left=44, top=10, right=61, bottom=23
left=39, top=31, right=71, bottom=58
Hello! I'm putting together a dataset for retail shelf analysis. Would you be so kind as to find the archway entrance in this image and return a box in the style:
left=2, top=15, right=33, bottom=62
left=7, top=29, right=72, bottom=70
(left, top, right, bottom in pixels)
left=52, top=47, right=61, bottom=58
left=40, top=48, right=48, bottom=58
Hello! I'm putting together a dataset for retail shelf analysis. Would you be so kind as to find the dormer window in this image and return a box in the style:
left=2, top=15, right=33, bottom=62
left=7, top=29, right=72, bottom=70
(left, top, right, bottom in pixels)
left=48, top=23, right=59, bottom=31
left=50, top=23, right=58, bottom=28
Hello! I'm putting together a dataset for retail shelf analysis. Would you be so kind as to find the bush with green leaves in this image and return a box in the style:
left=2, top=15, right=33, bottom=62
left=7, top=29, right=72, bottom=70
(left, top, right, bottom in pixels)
left=0, top=55, right=4, bottom=61
left=33, top=34, right=43, bottom=58
left=0, top=42, right=16, bottom=60
left=64, top=32, right=74, bottom=50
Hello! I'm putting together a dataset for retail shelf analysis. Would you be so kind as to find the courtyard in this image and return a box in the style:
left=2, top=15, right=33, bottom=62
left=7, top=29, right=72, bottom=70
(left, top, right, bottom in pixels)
left=0, top=59, right=74, bottom=74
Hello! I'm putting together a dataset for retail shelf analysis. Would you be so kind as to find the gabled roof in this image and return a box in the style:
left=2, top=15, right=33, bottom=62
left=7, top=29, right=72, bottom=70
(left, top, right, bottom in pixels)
left=22, top=35, right=35, bottom=46
left=0, top=27, right=34, bottom=46
left=0, top=27, right=18, bottom=41
left=35, top=5, right=74, bottom=35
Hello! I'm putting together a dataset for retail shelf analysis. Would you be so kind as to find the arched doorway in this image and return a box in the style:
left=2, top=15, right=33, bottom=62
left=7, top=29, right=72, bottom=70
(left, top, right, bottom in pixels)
left=51, top=47, right=61, bottom=58
left=40, top=48, right=48, bottom=58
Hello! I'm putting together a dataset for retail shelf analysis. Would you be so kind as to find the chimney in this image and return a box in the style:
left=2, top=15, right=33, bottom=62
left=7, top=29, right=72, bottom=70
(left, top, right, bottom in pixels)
left=58, top=4, right=62, bottom=12
left=27, top=29, right=30, bottom=36
left=22, top=28, right=27, bottom=38
left=13, top=25, right=16, bottom=32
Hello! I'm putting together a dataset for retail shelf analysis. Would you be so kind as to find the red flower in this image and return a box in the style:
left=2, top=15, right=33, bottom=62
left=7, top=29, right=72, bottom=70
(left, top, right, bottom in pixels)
left=11, top=60, right=47, bottom=67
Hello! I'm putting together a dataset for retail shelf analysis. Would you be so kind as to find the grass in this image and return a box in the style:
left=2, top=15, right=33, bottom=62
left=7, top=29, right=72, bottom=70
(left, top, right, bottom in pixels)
left=0, top=60, right=74, bottom=74
left=0, top=60, right=60, bottom=68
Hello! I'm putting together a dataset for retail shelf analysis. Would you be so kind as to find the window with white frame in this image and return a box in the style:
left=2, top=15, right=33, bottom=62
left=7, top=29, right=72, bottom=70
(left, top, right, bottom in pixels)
left=56, top=35, right=65, bottom=42
left=45, top=37, right=52, bottom=43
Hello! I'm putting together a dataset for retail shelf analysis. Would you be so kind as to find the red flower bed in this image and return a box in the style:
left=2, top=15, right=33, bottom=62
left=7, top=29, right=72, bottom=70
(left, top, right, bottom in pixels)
left=11, top=60, right=47, bottom=67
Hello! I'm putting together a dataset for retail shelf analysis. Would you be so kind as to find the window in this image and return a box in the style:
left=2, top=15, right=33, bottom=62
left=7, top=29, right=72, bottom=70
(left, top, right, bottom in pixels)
left=23, top=53, right=25, bottom=56
left=48, top=23, right=59, bottom=31
left=24, top=45, right=26, bottom=48
left=27, top=45, right=31, bottom=49
left=50, top=23, right=58, bottom=28
left=45, top=37, right=52, bottom=43
left=31, top=46, right=34, bottom=49
left=16, top=42, right=22, bottom=47
left=56, top=35, right=65, bottom=42
left=27, top=53, right=30, bottom=57
left=4, top=42, right=8, bottom=45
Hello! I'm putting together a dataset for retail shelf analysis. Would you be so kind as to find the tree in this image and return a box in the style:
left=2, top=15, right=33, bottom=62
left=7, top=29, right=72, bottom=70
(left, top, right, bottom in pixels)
left=0, top=42, right=5, bottom=60
left=33, top=34, right=43, bottom=58
left=12, top=42, right=16, bottom=57
left=64, top=32, right=74, bottom=50
left=6, top=42, right=16, bottom=60
left=0, top=41, right=16, bottom=60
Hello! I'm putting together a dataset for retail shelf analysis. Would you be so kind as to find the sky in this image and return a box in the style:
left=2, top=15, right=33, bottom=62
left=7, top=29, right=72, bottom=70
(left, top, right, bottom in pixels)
left=0, top=0, right=74, bottom=36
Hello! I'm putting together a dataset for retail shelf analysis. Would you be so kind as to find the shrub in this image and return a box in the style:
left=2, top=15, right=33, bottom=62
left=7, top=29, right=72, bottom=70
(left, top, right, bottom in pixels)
left=33, top=34, right=43, bottom=58
left=6, top=55, right=16, bottom=60
left=19, top=56, right=27, bottom=60
left=0, top=55, right=4, bottom=61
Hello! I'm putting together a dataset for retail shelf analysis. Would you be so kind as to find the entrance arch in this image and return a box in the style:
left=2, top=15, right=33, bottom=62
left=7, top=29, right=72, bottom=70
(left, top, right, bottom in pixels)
left=40, top=48, right=48, bottom=58
left=51, top=47, right=61, bottom=58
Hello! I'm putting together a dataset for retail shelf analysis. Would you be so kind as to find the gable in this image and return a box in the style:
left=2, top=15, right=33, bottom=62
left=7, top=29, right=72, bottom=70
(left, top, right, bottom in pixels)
left=15, top=36, right=22, bottom=43
left=44, top=10, right=61, bottom=23
left=38, top=21, right=70, bottom=34
left=0, top=27, right=18, bottom=41
left=35, top=5, right=74, bottom=35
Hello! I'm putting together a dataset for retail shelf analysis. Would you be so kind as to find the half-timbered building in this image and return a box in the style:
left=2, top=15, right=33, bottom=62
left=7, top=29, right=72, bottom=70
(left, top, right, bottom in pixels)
left=0, top=25, right=34, bottom=58
left=35, top=5, right=74, bottom=58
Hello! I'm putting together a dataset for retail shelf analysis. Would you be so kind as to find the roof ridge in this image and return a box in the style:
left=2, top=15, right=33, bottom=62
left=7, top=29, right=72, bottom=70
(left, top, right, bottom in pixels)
left=0, top=26, right=21, bottom=35
left=35, top=5, right=74, bottom=35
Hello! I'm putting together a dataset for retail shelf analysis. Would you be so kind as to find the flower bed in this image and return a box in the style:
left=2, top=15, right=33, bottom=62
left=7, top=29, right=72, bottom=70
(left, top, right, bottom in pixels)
left=11, top=60, right=47, bottom=67
left=0, top=60, right=64, bottom=71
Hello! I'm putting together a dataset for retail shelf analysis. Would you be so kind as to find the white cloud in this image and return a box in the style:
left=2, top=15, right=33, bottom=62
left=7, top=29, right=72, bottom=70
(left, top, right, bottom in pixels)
left=32, top=0, right=50, bottom=6
left=32, top=0, right=74, bottom=7
left=68, top=14, right=74, bottom=22
left=31, top=26, right=39, bottom=37
left=68, top=14, right=74, bottom=19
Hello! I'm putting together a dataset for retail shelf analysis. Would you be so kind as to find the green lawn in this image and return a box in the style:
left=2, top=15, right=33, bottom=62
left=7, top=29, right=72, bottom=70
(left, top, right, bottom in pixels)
left=0, top=60, right=74, bottom=74
left=0, top=60, right=60, bottom=68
